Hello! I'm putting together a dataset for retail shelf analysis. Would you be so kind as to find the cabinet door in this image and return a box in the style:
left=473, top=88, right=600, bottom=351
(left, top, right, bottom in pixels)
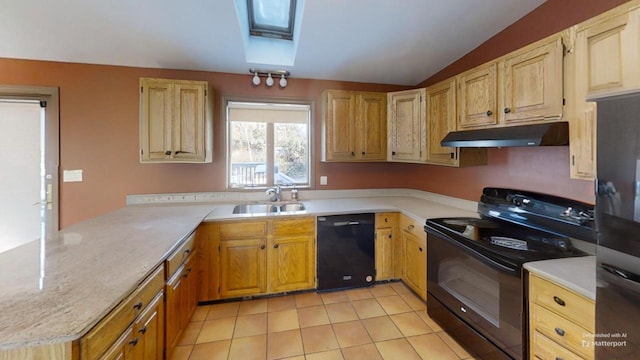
left=375, top=227, right=394, bottom=281
left=173, top=82, right=207, bottom=162
left=402, top=230, right=426, bottom=299
left=502, top=36, right=564, bottom=124
left=131, top=292, right=164, bottom=360
left=220, top=238, right=267, bottom=298
left=196, top=223, right=219, bottom=302
left=269, top=234, right=315, bottom=292
left=387, top=89, right=425, bottom=162
left=457, top=63, right=497, bottom=128
left=99, top=326, right=135, bottom=360
left=426, top=78, right=458, bottom=165
left=357, top=92, right=387, bottom=161
left=165, top=266, right=184, bottom=353
left=140, top=78, right=173, bottom=161
left=575, top=4, right=640, bottom=97
left=323, top=90, right=356, bottom=161
left=182, top=252, right=198, bottom=327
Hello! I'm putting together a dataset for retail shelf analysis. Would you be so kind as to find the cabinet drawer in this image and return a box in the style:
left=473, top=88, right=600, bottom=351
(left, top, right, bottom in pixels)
left=400, top=216, right=423, bottom=239
left=532, top=304, right=593, bottom=358
left=272, top=217, right=315, bottom=236
left=82, top=265, right=164, bottom=359
left=530, top=274, right=594, bottom=331
left=166, top=232, right=196, bottom=279
left=219, top=221, right=268, bottom=239
left=375, top=212, right=398, bottom=229
left=532, top=330, right=586, bottom=360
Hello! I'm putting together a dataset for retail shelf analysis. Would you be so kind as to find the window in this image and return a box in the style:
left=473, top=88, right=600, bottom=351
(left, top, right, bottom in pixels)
left=227, top=101, right=311, bottom=188
left=247, top=0, right=296, bottom=40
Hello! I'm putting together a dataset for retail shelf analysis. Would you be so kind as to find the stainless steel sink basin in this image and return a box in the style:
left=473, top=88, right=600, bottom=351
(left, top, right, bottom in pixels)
left=279, top=202, right=306, bottom=212
left=232, top=203, right=278, bottom=214
left=232, top=202, right=306, bottom=214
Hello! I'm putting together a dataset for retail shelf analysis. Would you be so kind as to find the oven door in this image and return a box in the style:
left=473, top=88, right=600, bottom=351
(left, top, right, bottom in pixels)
left=427, top=229, right=522, bottom=360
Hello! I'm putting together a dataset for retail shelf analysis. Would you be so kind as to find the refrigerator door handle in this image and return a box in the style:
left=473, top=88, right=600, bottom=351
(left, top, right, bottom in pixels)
left=601, top=263, right=640, bottom=289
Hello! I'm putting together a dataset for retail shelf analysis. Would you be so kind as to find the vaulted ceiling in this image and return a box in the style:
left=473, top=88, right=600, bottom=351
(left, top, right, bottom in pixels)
left=0, top=0, right=547, bottom=85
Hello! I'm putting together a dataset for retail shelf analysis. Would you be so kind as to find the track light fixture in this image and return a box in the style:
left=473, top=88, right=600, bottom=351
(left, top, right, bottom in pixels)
left=249, top=68, right=290, bottom=88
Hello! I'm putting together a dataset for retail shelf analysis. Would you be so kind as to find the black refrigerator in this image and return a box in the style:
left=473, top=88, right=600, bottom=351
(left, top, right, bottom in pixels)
left=594, top=92, right=640, bottom=359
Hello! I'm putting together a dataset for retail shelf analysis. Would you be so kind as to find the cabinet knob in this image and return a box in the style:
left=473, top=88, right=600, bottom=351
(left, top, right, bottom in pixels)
left=407, top=224, right=414, bottom=230
left=388, top=234, right=392, bottom=239
left=133, top=302, right=143, bottom=310
left=486, top=110, right=493, bottom=116
left=138, top=326, right=147, bottom=335
left=260, top=244, right=265, bottom=250
left=504, top=107, right=511, bottom=114
left=553, top=296, right=566, bottom=306
left=184, top=248, right=191, bottom=255
left=274, top=244, right=279, bottom=249
left=419, top=247, right=423, bottom=252
left=351, top=151, right=355, bottom=156
left=392, top=151, right=396, bottom=156
left=129, top=338, right=139, bottom=346
left=165, top=150, right=172, bottom=156
left=362, top=151, right=365, bottom=155
left=555, top=327, right=565, bottom=336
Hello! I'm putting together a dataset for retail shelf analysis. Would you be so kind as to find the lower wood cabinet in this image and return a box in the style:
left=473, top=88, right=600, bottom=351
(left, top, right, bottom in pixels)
left=79, top=266, right=165, bottom=359
left=400, top=215, right=427, bottom=300
left=375, top=212, right=399, bottom=281
left=198, top=217, right=316, bottom=301
left=528, top=273, right=594, bottom=360
left=165, top=236, right=198, bottom=358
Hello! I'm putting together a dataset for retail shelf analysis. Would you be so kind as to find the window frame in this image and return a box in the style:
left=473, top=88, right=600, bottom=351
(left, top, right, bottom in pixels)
left=247, top=0, right=296, bottom=40
left=224, top=96, right=314, bottom=190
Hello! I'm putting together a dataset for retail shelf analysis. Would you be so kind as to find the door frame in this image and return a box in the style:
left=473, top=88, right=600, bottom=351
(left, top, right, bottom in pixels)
left=0, top=85, right=60, bottom=233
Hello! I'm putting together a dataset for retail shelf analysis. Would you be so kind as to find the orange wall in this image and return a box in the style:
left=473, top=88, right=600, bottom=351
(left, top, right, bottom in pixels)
left=0, top=0, right=626, bottom=228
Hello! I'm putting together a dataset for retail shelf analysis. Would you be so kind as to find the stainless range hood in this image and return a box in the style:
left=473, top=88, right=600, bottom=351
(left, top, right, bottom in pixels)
left=440, top=122, right=569, bottom=147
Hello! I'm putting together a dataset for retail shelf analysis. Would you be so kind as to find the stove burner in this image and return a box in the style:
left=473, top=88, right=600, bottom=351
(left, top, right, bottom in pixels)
left=489, top=236, right=528, bottom=251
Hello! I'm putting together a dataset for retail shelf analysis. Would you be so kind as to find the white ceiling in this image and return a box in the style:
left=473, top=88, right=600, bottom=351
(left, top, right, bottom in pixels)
left=0, top=0, right=547, bottom=86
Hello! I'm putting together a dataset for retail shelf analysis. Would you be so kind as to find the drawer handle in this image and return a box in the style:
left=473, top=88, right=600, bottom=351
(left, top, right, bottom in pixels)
left=129, top=338, right=139, bottom=346
left=407, top=225, right=415, bottom=230
left=553, top=296, right=566, bottom=306
left=555, top=327, right=565, bottom=336
left=138, top=326, right=147, bottom=335
left=133, top=302, right=143, bottom=310
left=555, top=357, right=564, bottom=360
left=184, top=248, right=191, bottom=255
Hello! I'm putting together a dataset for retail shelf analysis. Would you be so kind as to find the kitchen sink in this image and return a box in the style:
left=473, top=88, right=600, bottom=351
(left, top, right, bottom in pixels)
left=232, top=202, right=306, bottom=214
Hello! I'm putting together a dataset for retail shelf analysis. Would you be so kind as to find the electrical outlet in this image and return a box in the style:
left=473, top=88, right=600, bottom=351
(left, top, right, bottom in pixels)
left=63, top=169, right=83, bottom=182
left=320, top=176, right=328, bottom=185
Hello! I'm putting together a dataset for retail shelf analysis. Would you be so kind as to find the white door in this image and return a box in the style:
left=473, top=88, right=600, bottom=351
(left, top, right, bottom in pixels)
left=0, top=86, right=59, bottom=254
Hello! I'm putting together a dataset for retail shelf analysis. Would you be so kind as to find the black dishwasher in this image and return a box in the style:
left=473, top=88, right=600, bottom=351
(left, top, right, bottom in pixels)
left=317, top=213, right=375, bottom=291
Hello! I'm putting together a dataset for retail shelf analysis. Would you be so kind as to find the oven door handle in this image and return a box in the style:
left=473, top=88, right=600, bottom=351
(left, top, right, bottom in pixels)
left=426, top=227, right=518, bottom=274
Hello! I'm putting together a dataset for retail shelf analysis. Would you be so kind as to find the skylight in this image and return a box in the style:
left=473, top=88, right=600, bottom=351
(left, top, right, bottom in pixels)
left=248, top=0, right=296, bottom=40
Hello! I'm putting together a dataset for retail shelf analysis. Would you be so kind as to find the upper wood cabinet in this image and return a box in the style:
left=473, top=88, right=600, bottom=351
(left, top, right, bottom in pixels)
left=139, top=78, right=212, bottom=163
left=387, top=88, right=426, bottom=162
left=322, top=90, right=387, bottom=162
left=426, top=78, right=487, bottom=167
left=457, top=33, right=565, bottom=130
left=500, top=35, right=564, bottom=124
left=457, top=63, right=498, bottom=129
left=566, top=1, right=640, bottom=179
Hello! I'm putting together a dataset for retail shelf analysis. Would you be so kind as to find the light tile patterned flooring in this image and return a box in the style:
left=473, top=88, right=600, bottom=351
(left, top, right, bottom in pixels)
left=170, top=282, right=478, bottom=360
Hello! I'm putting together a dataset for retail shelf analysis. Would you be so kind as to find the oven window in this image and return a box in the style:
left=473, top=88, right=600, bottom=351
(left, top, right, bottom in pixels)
left=438, top=257, right=500, bottom=327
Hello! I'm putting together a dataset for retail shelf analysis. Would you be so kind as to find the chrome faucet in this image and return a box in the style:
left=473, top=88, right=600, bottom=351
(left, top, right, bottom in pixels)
left=265, top=185, right=282, bottom=202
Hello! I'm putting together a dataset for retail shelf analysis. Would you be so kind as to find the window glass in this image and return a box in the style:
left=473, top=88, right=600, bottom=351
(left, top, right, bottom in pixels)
left=227, top=101, right=311, bottom=188
left=247, top=0, right=295, bottom=40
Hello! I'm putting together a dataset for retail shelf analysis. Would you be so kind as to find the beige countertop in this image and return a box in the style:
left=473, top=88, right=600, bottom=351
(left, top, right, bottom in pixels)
left=524, top=256, right=596, bottom=300
left=0, top=188, right=595, bottom=351
left=0, top=204, right=214, bottom=350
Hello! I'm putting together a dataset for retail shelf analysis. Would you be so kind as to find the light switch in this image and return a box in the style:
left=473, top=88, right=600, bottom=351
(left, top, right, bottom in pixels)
left=63, top=169, right=83, bottom=182
left=320, top=176, right=328, bottom=185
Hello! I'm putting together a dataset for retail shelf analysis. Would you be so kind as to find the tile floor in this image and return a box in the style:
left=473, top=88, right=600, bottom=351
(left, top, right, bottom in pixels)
left=170, top=282, right=478, bottom=360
